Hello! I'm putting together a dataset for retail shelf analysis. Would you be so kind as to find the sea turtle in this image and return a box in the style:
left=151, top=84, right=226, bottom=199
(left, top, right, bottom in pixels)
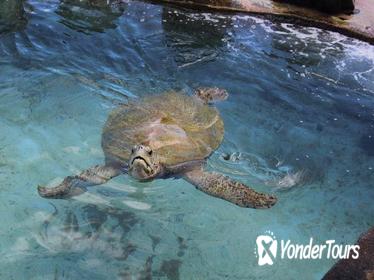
left=38, top=88, right=277, bottom=208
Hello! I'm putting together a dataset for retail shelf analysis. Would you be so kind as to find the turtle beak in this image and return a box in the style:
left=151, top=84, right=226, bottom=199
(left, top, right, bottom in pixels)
left=129, top=145, right=158, bottom=181
left=130, top=157, right=152, bottom=175
left=129, top=162, right=150, bottom=180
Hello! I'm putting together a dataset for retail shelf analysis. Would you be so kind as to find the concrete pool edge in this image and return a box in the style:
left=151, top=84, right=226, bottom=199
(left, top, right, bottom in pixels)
left=149, top=0, right=374, bottom=45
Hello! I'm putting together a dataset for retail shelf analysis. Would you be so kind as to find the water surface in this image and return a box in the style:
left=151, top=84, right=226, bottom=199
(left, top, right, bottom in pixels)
left=0, top=1, right=374, bottom=279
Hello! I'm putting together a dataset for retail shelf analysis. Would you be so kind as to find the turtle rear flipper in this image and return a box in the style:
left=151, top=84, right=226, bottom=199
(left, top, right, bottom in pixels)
left=183, top=169, right=277, bottom=209
left=37, top=163, right=123, bottom=198
left=194, top=87, right=228, bottom=104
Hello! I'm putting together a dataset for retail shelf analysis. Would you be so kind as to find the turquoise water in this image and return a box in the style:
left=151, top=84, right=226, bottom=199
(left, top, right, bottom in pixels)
left=1, top=1, right=374, bottom=279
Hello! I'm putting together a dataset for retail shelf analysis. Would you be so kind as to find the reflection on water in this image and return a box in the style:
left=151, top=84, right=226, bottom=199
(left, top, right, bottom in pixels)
left=56, top=0, right=127, bottom=33
left=0, top=0, right=27, bottom=33
left=162, top=8, right=231, bottom=68
left=0, top=1, right=374, bottom=279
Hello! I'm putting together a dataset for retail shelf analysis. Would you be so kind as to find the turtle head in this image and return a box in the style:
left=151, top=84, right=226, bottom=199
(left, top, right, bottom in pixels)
left=128, top=144, right=163, bottom=181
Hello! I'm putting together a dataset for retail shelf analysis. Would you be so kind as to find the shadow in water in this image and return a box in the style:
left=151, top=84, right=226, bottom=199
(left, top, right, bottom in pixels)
left=39, top=202, right=187, bottom=278
left=0, top=0, right=27, bottom=33
left=40, top=203, right=139, bottom=262
left=161, top=6, right=232, bottom=68
left=56, top=0, right=127, bottom=34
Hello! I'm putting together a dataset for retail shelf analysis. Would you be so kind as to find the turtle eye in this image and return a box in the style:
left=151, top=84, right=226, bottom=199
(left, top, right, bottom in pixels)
left=144, top=145, right=152, bottom=155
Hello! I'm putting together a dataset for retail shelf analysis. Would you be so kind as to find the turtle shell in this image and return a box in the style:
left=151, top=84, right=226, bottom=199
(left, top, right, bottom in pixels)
left=102, top=91, right=224, bottom=167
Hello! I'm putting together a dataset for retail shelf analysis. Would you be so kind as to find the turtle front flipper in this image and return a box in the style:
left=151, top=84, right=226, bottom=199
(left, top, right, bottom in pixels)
left=183, top=169, right=277, bottom=209
left=37, top=163, right=123, bottom=198
left=194, top=87, right=228, bottom=104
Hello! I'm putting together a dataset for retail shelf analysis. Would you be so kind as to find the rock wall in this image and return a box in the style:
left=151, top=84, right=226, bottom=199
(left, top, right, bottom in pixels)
left=274, top=0, right=355, bottom=14
left=323, top=226, right=374, bottom=280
